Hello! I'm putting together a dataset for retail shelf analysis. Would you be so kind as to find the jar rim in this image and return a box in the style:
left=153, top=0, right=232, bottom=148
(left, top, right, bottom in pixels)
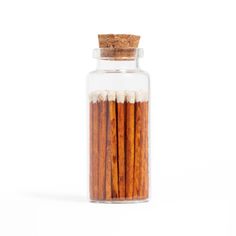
left=93, top=48, right=144, bottom=60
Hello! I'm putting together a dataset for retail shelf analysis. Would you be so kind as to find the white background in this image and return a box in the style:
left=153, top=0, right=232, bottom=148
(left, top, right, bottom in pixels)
left=0, top=0, right=236, bottom=235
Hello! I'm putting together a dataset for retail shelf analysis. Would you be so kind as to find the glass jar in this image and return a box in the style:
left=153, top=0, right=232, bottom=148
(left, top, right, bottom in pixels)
left=87, top=45, right=149, bottom=203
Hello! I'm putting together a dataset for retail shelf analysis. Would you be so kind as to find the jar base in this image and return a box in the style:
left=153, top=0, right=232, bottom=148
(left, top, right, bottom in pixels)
left=90, top=199, right=149, bottom=204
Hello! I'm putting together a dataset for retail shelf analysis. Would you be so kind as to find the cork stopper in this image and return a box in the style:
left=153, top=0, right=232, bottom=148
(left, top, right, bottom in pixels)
left=98, top=34, right=140, bottom=60
left=98, top=34, right=140, bottom=48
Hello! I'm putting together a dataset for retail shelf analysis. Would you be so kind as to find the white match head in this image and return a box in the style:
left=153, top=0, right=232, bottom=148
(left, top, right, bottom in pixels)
left=97, top=90, right=107, bottom=102
left=136, top=90, right=149, bottom=102
left=116, top=91, right=125, bottom=103
left=135, top=90, right=144, bottom=102
left=107, top=91, right=116, bottom=101
left=126, top=91, right=136, bottom=103
left=143, top=91, right=149, bottom=102
left=90, top=91, right=99, bottom=103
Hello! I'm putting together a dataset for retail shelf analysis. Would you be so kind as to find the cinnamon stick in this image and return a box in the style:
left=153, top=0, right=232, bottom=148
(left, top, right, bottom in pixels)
left=125, top=91, right=135, bottom=200
left=98, top=91, right=107, bottom=201
left=117, top=91, right=126, bottom=199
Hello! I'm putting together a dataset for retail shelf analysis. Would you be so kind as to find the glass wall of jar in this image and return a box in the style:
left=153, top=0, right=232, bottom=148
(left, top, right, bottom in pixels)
left=87, top=36, right=150, bottom=203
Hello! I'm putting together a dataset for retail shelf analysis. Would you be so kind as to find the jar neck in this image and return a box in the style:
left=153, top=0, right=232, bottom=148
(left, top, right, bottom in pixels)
left=96, top=59, right=139, bottom=71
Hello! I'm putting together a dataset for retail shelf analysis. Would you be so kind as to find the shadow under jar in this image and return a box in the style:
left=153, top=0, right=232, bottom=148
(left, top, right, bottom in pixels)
left=87, top=34, right=150, bottom=203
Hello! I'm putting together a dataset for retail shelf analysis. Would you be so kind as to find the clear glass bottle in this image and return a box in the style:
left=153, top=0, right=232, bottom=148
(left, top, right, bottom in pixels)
left=87, top=35, right=149, bottom=203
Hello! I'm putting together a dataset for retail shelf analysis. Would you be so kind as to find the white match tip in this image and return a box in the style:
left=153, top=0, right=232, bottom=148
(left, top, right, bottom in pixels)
left=90, top=90, right=148, bottom=103
left=97, top=90, right=107, bottom=101
left=107, top=91, right=116, bottom=101
left=143, top=91, right=149, bottom=102
left=89, top=91, right=99, bottom=103
left=126, top=91, right=136, bottom=103
left=136, top=90, right=149, bottom=102
left=116, top=91, right=125, bottom=103
left=135, top=91, right=143, bottom=102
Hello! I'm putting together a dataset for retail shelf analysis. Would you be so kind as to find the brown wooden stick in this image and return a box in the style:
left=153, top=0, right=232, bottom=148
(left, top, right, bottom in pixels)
left=143, top=101, right=149, bottom=199
left=92, top=96, right=99, bottom=200
left=98, top=92, right=107, bottom=200
left=105, top=101, right=112, bottom=200
left=125, top=92, right=135, bottom=200
left=139, top=99, right=149, bottom=199
left=89, top=102, right=93, bottom=199
left=139, top=101, right=146, bottom=199
left=117, top=92, right=125, bottom=199
left=133, top=101, right=142, bottom=199
left=105, top=92, right=118, bottom=200
left=107, top=92, right=119, bottom=199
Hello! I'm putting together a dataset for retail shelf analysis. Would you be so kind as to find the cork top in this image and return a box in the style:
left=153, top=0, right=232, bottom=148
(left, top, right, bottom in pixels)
left=96, top=34, right=141, bottom=60
left=98, top=34, right=140, bottom=49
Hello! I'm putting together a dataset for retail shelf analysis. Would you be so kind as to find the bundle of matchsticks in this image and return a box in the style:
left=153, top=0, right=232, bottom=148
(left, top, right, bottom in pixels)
left=89, top=90, right=149, bottom=201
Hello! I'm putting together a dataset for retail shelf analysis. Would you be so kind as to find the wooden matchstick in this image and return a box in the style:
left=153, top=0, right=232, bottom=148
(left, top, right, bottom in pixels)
left=133, top=92, right=143, bottom=199
left=91, top=92, right=99, bottom=200
left=98, top=91, right=107, bottom=201
left=106, top=91, right=119, bottom=199
left=117, top=91, right=126, bottom=199
left=89, top=100, right=93, bottom=199
left=143, top=100, right=149, bottom=199
left=139, top=92, right=149, bottom=199
left=125, top=91, right=135, bottom=200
